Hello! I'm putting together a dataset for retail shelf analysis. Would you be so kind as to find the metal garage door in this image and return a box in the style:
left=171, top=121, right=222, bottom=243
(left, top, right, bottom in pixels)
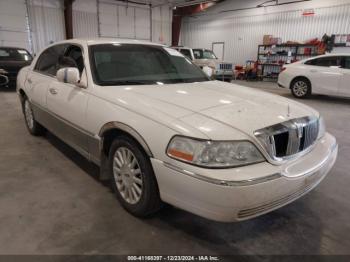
left=27, top=0, right=65, bottom=54
left=0, top=0, right=30, bottom=51
left=98, top=0, right=151, bottom=41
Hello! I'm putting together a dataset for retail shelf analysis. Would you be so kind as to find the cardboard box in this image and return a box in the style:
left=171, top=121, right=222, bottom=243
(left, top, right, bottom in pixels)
left=263, top=35, right=273, bottom=45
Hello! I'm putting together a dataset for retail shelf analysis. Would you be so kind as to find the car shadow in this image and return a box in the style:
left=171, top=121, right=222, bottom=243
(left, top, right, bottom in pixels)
left=44, top=131, right=104, bottom=185
left=278, top=92, right=350, bottom=105
left=142, top=196, right=325, bottom=255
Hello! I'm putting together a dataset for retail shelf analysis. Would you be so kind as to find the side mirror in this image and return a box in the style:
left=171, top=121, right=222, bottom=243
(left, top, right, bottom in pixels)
left=202, top=66, right=213, bottom=78
left=56, top=67, right=80, bottom=85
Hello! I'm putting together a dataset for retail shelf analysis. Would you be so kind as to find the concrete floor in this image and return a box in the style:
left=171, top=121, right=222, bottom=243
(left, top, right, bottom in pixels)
left=0, top=81, right=349, bottom=255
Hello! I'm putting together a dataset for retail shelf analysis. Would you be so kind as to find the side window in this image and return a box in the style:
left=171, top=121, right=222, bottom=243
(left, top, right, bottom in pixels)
left=64, top=45, right=85, bottom=74
left=34, top=44, right=67, bottom=76
left=343, top=57, right=350, bottom=69
left=179, top=49, right=192, bottom=60
left=305, top=57, right=342, bottom=67
left=193, top=50, right=201, bottom=59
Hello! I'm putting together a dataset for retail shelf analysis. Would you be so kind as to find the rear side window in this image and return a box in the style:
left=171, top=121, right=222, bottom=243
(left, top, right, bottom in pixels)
left=179, top=49, right=192, bottom=60
left=343, top=56, right=350, bottom=69
left=305, top=56, right=342, bottom=67
left=34, top=44, right=68, bottom=76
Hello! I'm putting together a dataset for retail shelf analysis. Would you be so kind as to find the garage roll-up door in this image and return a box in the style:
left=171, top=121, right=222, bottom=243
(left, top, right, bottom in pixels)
left=98, top=1, right=151, bottom=41
left=27, top=0, right=65, bottom=54
left=0, top=0, right=30, bottom=50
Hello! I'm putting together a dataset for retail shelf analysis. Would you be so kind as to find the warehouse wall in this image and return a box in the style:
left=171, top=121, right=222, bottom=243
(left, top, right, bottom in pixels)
left=0, top=0, right=30, bottom=50
left=73, top=0, right=98, bottom=38
left=27, top=0, right=66, bottom=54
left=73, top=0, right=172, bottom=45
left=180, top=0, right=350, bottom=65
left=152, top=5, right=172, bottom=45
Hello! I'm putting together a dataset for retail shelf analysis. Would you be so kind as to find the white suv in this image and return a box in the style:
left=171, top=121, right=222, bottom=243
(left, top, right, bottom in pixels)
left=278, top=54, right=350, bottom=98
left=172, top=46, right=234, bottom=81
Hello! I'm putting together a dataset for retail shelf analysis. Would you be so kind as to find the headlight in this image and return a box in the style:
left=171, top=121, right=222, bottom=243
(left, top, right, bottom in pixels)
left=166, top=136, right=265, bottom=168
left=318, top=117, right=326, bottom=139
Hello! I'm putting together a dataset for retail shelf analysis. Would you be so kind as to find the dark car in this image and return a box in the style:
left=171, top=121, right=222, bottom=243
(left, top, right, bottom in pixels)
left=0, top=47, right=33, bottom=87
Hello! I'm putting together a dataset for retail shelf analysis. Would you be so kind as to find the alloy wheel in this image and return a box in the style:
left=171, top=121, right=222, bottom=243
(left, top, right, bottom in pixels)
left=113, top=147, right=143, bottom=205
left=293, top=81, right=308, bottom=97
left=24, top=100, right=34, bottom=130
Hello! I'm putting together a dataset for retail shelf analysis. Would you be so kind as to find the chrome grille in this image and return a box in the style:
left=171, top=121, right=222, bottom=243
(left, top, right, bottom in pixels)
left=219, top=63, right=232, bottom=70
left=254, top=116, right=319, bottom=161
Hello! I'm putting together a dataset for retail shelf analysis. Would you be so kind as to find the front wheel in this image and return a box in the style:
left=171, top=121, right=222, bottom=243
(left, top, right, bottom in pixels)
left=108, top=135, right=162, bottom=217
left=291, top=78, right=311, bottom=98
left=23, top=97, right=45, bottom=136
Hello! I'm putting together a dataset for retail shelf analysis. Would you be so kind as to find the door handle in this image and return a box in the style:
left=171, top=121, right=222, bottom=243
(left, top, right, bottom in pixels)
left=310, top=69, right=318, bottom=73
left=49, top=88, right=58, bottom=95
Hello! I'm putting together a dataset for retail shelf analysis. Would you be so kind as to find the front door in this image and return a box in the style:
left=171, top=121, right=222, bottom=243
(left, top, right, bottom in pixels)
left=46, top=45, right=90, bottom=154
left=306, top=56, right=342, bottom=96
left=212, top=42, right=224, bottom=61
left=339, top=56, right=350, bottom=97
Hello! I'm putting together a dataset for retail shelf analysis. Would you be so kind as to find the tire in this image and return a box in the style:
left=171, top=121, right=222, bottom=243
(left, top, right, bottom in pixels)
left=108, top=135, right=162, bottom=217
left=291, top=77, right=311, bottom=98
left=23, top=97, right=45, bottom=136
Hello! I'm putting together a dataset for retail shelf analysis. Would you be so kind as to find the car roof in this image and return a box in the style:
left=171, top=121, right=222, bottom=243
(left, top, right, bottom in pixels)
left=0, top=46, right=29, bottom=51
left=313, top=53, right=350, bottom=58
left=52, top=38, right=165, bottom=47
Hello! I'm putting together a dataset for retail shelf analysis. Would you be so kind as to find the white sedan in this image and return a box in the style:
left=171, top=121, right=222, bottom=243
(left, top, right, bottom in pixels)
left=17, top=39, right=337, bottom=222
left=278, top=53, right=350, bottom=98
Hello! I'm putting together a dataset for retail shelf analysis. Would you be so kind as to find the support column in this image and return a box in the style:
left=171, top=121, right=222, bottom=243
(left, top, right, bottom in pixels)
left=64, top=0, right=75, bottom=39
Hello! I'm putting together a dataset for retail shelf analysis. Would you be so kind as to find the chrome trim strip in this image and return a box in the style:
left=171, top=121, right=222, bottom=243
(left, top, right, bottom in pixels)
left=161, top=140, right=337, bottom=187
left=254, top=116, right=319, bottom=164
left=99, top=122, right=153, bottom=157
left=30, top=101, right=101, bottom=165
left=161, top=161, right=282, bottom=187
left=31, top=100, right=94, bottom=137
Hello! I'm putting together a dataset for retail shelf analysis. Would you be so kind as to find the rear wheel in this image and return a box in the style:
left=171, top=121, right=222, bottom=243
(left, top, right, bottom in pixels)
left=291, top=78, right=311, bottom=98
left=108, top=135, right=162, bottom=217
left=23, top=97, right=45, bottom=136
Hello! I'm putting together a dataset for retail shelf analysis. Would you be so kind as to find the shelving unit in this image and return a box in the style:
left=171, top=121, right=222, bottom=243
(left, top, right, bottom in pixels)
left=257, top=44, right=321, bottom=80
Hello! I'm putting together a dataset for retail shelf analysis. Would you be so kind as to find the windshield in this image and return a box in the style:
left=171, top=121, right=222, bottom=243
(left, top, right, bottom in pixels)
left=193, top=49, right=217, bottom=60
left=0, top=48, right=32, bottom=61
left=89, top=44, right=209, bottom=86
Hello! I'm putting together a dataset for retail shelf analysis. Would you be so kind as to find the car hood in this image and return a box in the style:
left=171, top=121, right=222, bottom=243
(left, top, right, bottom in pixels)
left=101, top=81, right=318, bottom=139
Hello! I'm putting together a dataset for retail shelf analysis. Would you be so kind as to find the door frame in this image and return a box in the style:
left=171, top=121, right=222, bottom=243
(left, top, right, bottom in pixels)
left=212, top=42, right=225, bottom=60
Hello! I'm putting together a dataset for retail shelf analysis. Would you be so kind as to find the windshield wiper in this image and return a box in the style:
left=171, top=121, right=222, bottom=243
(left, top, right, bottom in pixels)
left=110, top=80, right=152, bottom=86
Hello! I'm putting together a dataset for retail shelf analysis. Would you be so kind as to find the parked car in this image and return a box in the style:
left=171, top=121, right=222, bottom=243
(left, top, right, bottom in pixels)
left=278, top=53, right=350, bottom=98
left=171, top=46, right=233, bottom=81
left=17, top=39, right=337, bottom=222
left=0, top=47, right=32, bottom=87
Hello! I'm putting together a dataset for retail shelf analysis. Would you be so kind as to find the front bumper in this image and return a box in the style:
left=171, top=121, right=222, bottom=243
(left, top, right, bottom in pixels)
left=151, top=133, right=337, bottom=222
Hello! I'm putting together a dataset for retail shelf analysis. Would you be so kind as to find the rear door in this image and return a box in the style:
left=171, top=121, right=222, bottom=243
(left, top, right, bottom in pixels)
left=28, top=44, right=67, bottom=107
left=339, top=56, right=350, bottom=97
left=304, top=56, right=342, bottom=95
